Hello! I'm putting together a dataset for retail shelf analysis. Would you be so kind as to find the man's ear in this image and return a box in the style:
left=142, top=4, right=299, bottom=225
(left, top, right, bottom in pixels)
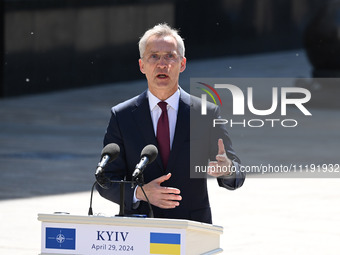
left=139, top=59, right=145, bottom=74
left=180, top=57, right=187, bottom=73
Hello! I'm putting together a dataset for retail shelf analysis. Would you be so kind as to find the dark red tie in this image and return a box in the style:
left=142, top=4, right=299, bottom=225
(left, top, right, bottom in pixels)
left=157, top=101, right=170, bottom=169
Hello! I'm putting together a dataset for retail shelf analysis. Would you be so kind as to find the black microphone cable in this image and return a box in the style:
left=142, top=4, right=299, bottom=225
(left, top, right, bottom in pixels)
left=88, top=181, right=97, bottom=216
left=139, top=185, right=154, bottom=218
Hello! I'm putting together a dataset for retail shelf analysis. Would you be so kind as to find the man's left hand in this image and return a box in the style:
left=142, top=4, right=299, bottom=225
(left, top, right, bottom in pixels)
left=208, top=138, right=233, bottom=177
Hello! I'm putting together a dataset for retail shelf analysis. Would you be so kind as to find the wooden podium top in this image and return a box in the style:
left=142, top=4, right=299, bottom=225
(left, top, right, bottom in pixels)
left=38, top=213, right=223, bottom=235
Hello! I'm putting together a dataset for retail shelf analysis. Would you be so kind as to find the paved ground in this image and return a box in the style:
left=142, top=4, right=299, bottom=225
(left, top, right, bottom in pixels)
left=1, top=49, right=340, bottom=254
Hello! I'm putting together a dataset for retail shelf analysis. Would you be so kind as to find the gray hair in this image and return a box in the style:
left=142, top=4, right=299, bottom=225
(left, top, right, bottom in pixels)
left=138, top=23, right=185, bottom=58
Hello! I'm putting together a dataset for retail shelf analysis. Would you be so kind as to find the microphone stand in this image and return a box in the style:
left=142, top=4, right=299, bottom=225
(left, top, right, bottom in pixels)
left=110, top=179, right=134, bottom=217
left=88, top=180, right=132, bottom=217
left=89, top=178, right=154, bottom=218
left=112, top=176, right=154, bottom=218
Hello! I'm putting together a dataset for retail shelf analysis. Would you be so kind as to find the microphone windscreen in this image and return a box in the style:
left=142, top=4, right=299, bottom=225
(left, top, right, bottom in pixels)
left=101, top=143, right=120, bottom=163
left=141, top=144, right=158, bottom=164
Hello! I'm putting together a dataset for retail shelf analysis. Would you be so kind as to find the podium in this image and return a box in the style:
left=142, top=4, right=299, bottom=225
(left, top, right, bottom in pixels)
left=38, top=214, right=223, bottom=255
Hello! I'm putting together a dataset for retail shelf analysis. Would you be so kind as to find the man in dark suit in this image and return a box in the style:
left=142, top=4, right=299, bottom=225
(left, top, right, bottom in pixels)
left=96, top=23, right=245, bottom=224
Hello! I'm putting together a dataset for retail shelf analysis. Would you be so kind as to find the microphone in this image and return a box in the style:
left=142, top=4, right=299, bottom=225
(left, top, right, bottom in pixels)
left=132, top=144, right=158, bottom=218
left=95, top=143, right=120, bottom=189
left=132, top=144, right=158, bottom=179
left=89, top=143, right=120, bottom=215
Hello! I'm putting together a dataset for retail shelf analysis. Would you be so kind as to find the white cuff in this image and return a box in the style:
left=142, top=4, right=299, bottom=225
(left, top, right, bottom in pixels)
left=133, top=186, right=140, bottom=204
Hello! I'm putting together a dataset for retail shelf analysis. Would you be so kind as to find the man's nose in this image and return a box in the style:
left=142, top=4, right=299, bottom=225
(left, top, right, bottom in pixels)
left=157, top=57, right=168, bottom=67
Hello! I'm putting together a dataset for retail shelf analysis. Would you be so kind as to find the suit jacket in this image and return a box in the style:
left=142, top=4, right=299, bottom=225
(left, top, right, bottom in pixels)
left=96, top=88, right=245, bottom=224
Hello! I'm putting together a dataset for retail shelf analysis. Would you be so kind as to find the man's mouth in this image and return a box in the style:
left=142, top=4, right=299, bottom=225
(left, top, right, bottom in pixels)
left=157, top=74, right=169, bottom=79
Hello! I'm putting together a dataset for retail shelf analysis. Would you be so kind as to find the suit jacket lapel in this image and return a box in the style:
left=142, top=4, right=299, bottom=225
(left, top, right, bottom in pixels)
left=167, top=89, right=191, bottom=172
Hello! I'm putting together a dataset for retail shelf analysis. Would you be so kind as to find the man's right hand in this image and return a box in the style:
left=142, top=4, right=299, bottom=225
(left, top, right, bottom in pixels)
left=136, top=173, right=182, bottom=209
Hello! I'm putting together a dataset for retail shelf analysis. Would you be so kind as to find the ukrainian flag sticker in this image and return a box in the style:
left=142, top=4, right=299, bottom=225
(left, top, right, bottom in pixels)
left=150, top=232, right=181, bottom=255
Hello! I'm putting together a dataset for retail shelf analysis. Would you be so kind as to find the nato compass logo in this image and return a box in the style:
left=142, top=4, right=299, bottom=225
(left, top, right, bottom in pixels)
left=46, top=227, right=76, bottom=250
left=56, top=233, right=66, bottom=244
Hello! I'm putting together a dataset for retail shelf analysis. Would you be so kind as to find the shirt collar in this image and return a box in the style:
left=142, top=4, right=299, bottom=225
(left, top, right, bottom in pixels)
left=148, top=89, right=180, bottom=111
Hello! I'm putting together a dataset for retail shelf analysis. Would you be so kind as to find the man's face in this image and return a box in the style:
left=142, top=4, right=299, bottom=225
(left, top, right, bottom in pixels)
left=139, top=35, right=186, bottom=100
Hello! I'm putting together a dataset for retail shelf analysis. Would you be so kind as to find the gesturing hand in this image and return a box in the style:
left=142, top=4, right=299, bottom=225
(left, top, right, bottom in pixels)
left=136, top=173, right=182, bottom=209
left=208, top=138, right=233, bottom=177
